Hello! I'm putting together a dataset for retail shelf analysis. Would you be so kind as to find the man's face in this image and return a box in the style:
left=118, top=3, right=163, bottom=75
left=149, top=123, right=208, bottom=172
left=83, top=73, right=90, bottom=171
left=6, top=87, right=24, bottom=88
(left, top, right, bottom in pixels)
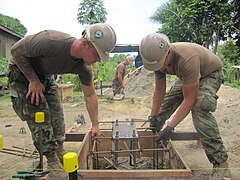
left=84, top=42, right=101, bottom=65
left=159, top=51, right=171, bottom=73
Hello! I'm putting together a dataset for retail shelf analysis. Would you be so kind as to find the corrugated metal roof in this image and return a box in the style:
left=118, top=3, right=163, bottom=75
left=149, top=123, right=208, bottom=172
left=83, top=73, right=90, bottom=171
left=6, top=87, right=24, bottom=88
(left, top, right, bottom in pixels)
left=0, top=24, right=24, bottom=39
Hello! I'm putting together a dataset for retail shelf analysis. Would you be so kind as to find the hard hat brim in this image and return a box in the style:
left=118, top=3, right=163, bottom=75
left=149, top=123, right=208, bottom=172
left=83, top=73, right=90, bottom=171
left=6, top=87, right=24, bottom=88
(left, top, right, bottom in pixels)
left=92, top=42, right=110, bottom=62
left=142, top=55, right=166, bottom=71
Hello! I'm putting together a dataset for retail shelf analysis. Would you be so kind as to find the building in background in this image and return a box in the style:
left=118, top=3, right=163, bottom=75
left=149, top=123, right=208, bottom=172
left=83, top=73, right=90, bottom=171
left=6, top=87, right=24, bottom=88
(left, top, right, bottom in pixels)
left=0, top=24, right=23, bottom=59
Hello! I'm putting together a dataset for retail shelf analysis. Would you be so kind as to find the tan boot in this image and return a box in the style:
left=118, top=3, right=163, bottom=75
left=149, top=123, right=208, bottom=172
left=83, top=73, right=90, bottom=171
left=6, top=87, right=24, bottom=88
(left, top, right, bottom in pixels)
left=45, top=152, right=68, bottom=179
left=212, top=161, right=231, bottom=179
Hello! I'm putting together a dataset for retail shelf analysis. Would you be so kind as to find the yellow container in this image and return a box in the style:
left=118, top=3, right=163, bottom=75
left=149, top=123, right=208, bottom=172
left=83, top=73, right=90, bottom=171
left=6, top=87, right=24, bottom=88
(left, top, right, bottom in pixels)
left=35, top=112, right=44, bottom=123
left=0, top=135, right=3, bottom=150
left=63, top=152, right=79, bottom=173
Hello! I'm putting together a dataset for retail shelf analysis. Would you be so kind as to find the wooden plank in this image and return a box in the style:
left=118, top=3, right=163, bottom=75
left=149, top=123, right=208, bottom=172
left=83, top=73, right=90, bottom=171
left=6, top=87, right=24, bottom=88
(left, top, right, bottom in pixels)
left=169, top=142, right=191, bottom=171
left=0, top=148, right=37, bottom=158
left=65, top=133, right=85, bottom=142
left=171, top=132, right=200, bottom=141
left=65, top=131, right=200, bottom=142
left=66, top=122, right=82, bottom=133
left=78, top=169, right=192, bottom=178
left=78, top=132, right=92, bottom=168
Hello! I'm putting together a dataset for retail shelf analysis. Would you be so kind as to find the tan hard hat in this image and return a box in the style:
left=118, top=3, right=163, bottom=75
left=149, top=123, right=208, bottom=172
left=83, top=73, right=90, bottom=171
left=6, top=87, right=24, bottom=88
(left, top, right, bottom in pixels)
left=84, top=23, right=117, bottom=61
left=126, top=55, right=135, bottom=63
left=139, top=33, right=170, bottom=71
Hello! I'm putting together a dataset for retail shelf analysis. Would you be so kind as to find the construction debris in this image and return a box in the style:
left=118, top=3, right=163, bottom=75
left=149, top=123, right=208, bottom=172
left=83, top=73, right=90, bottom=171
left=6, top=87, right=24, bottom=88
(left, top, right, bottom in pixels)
left=0, top=146, right=38, bottom=158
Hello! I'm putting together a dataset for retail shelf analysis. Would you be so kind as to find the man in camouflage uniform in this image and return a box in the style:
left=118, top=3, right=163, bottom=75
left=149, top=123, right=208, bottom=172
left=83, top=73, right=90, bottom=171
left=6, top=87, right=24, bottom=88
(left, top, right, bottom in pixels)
left=112, top=55, right=135, bottom=98
left=8, top=23, right=116, bottom=178
left=139, top=33, right=230, bottom=178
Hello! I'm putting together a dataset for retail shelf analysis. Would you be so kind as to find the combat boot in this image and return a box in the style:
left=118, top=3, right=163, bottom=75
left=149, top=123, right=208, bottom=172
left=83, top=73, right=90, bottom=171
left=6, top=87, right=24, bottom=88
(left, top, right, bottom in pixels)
left=45, top=151, right=68, bottom=179
left=212, top=161, right=231, bottom=179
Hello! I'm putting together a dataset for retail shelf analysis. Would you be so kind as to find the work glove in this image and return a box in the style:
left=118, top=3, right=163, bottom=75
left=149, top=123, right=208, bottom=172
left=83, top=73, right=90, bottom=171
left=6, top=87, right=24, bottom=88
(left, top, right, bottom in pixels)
left=156, top=126, right=174, bottom=147
left=148, top=115, right=165, bottom=133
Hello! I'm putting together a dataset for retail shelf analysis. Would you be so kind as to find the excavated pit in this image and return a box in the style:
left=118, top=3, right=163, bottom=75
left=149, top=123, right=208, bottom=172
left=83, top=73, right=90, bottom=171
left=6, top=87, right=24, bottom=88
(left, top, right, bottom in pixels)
left=77, top=121, right=192, bottom=179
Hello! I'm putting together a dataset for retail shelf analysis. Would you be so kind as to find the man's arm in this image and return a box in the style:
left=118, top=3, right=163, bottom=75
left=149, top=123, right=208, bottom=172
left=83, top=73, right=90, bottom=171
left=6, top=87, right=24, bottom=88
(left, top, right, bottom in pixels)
left=151, top=77, right=166, bottom=116
left=81, top=83, right=101, bottom=137
left=117, top=72, right=125, bottom=88
left=156, top=80, right=199, bottom=146
left=169, top=80, right=199, bottom=128
left=11, top=42, right=45, bottom=105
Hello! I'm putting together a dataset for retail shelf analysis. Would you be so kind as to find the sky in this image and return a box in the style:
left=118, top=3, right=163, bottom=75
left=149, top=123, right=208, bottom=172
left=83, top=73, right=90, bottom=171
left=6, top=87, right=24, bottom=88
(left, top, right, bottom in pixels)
left=0, top=0, right=167, bottom=45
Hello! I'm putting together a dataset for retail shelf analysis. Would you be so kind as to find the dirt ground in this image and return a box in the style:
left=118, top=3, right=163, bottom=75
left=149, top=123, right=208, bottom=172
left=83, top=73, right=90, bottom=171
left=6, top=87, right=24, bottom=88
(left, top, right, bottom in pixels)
left=0, top=68, right=240, bottom=180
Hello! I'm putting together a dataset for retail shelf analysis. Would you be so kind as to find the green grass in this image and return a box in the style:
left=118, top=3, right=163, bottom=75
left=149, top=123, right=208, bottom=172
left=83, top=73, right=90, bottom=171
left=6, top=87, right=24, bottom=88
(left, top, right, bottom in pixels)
left=224, top=81, right=240, bottom=88
left=0, top=94, right=10, bottom=101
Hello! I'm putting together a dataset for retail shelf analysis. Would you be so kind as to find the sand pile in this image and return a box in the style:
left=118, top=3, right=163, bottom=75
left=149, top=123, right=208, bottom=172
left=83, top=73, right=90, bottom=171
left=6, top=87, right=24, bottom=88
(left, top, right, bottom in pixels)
left=125, top=67, right=155, bottom=98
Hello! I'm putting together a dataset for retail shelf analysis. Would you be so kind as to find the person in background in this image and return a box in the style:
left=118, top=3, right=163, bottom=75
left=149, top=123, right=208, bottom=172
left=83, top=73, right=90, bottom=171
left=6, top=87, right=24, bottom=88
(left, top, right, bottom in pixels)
left=8, top=23, right=116, bottom=178
left=139, top=33, right=230, bottom=178
left=112, top=55, right=135, bottom=99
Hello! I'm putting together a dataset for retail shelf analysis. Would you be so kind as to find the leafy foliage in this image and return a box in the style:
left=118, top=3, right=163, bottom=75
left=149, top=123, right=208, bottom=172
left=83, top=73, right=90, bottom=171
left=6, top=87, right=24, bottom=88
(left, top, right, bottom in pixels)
left=229, top=0, right=240, bottom=47
left=217, top=40, right=240, bottom=66
left=94, top=54, right=125, bottom=82
left=0, top=13, right=27, bottom=35
left=151, top=0, right=233, bottom=51
left=0, top=57, right=9, bottom=86
left=217, top=40, right=240, bottom=86
left=77, top=0, right=107, bottom=25
left=94, top=54, right=134, bottom=82
left=64, top=74, right=82, bottom=91
left=93, top=61, right=117, bottom=82
left=0, top=56, right=9, bottom=74
left=62, top=54, right=132, bottom=91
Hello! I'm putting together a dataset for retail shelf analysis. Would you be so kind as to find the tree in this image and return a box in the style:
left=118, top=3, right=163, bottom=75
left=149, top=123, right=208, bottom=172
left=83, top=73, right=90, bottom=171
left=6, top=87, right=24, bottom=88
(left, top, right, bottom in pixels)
left=151, top=0, right=233, bottom=52
left=0, top=13, right=27, bottom=36
left=217, top=40, right=240, bottom=66
left=77, top=0, right=107, bottom=25
left=228, top=0, right=240, bottom=48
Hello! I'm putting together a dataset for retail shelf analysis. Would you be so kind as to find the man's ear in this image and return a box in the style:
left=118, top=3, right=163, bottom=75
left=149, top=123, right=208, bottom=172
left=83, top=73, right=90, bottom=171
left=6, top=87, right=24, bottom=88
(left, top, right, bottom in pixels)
left=85, top=41, right=94, bottom=49
left=82, top=40, right=89, bottom=46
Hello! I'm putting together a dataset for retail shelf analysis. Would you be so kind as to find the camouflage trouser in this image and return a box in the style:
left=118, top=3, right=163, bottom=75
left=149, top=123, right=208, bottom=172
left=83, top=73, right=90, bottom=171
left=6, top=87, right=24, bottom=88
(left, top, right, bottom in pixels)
left=8, top=65, right=65, bottom=155
left=158, top=70, right=228, bottom=164
left=112, top=79, right=124, bottom=96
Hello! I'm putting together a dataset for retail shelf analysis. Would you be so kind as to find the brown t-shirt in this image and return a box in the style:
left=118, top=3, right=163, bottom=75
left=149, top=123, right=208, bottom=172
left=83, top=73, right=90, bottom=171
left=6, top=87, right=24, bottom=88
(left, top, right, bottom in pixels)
left=11, top=30, right=92, bottom=86
left=155, top=42, right=223, bottom=84
left=114, top=62, right=126, bottom=80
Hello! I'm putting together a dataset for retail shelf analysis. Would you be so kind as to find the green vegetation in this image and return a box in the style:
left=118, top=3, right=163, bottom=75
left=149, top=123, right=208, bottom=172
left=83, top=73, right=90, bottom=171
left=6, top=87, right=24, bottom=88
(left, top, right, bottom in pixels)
left=62, top=54, right=134, bottom=92
left=77, top=0, right=107, bottom=25
left=0, top=13, right=27, bottom=36
left=0, top=56, right=9, bottom=87
left=217, top=40, right=240, bottom=88
left=0, top=94, right=9, bottom=101
left=0, top=56, right=8, bottom=74
left=151, top=0, right=239, bottom=53
left=0, top=0, right=239, bottom=90
left=64, top=74, right=82, bottom=91
left=94, top=54, right=128, bottom=82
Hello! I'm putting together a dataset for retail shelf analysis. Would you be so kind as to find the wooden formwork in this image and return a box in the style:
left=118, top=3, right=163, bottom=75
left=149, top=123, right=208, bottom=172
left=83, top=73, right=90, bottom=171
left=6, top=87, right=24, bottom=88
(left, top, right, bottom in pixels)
left=77, top=130, right=192, bottom=179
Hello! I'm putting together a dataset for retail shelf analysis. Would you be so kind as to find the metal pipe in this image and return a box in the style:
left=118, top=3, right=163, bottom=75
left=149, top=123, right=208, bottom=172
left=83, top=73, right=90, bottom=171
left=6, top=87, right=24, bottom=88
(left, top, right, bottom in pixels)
left=93, top=135, right=159, bottom=140
left=89, top=147, right=169, bottom=155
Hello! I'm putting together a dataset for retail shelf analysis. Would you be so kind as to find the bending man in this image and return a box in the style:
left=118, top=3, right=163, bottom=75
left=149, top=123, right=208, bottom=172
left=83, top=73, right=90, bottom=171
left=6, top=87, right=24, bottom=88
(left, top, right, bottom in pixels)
left=140, top=33, right=229, bottom=178
left=8, top=23, right=116, bottom=178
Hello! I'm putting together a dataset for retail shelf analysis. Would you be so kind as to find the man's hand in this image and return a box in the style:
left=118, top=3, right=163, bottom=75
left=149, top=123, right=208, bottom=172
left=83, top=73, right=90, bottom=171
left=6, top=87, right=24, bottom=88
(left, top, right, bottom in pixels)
left=91, top=126, right=101, bottom=138
left=26, top=80, right=45, bottom=105
left=156, top=126, right=174, bottom=147
left=148, top=116, right=165, bottom=133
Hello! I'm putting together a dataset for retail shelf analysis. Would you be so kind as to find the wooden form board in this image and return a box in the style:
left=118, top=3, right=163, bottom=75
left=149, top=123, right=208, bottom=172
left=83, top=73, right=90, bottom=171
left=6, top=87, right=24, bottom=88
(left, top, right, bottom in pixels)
left=77, top=130, right=192, bottom=179
left=58, top=84, right=74, bottom=101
